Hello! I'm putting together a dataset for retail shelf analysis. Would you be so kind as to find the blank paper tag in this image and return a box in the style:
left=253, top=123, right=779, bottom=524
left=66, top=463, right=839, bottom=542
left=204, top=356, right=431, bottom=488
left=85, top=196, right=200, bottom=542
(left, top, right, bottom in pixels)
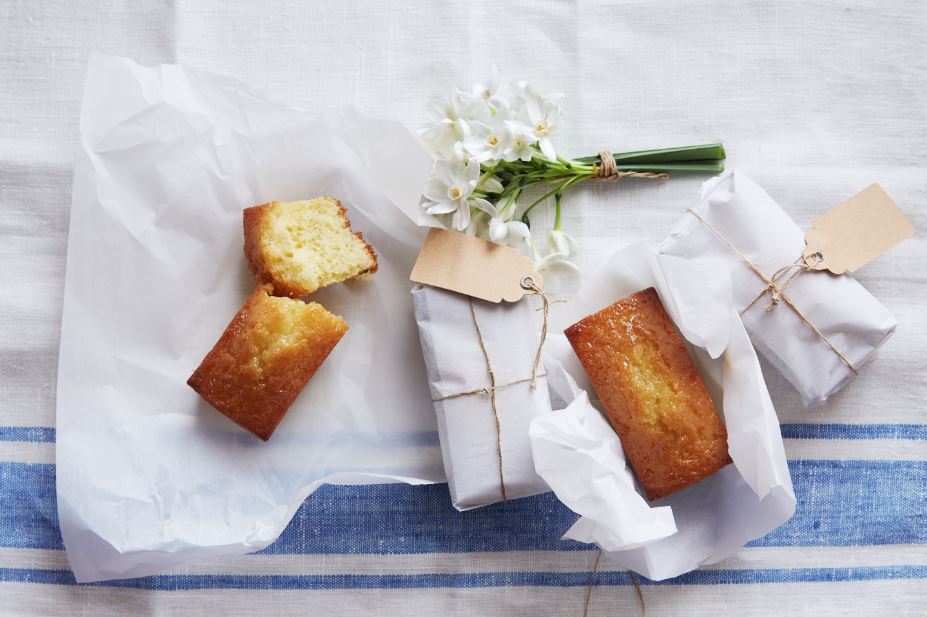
left=410, top=228, right=542, bottom=302
left=804, top=184, right=915, bottom=274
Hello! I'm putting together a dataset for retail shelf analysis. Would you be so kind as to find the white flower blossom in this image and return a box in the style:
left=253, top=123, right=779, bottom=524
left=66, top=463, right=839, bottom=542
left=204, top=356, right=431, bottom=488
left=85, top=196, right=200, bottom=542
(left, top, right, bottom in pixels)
left=515, top=85, right=560, bottom=161
left=507, top=80, right=530, bottom=110
left=533, top=248, right=580, bottom=275
left=478, top=173, right=504, bottom=194
left=465, top=209, right=491, bottom=240
left=422, top=156, right=480, bottom=231
left=472, top=198, right=531, bottom=246
left=529, top=237, right=581, bottom=294
left=547, top=228, right=578, bottom=257
left=418, top=72, right=580, bottom=259
left=463, top=116, right=515, bottom=164
left=419, top=91, right=483, bottom=157
left=505, top=131, right=535, bottom=162
left=469, top=63, right=507, bottom=111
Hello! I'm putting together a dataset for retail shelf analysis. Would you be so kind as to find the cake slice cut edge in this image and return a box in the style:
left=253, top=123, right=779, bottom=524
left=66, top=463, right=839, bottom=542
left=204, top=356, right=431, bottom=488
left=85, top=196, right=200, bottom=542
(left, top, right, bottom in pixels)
left=187, top=284, right=348, bottom=440
left=244, top=197, right=378, bottom=298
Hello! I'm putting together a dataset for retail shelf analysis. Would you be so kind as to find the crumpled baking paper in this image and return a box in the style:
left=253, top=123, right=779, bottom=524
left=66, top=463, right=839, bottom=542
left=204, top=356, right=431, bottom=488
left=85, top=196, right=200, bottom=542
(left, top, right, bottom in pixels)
left=411, top=285, right=551, bottom=510
left=56, top=55, right=441, bottom=582
left=530, top=242, right=796, bottom=581
left=660, top=170, right=897, bottom=407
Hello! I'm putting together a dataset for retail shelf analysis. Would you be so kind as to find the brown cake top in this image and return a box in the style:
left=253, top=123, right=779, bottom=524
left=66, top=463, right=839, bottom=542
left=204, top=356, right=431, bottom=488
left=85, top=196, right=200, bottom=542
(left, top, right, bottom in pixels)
left=565, top=287, right=730, bottom=499
left=187, top=285, right=348, bottom=440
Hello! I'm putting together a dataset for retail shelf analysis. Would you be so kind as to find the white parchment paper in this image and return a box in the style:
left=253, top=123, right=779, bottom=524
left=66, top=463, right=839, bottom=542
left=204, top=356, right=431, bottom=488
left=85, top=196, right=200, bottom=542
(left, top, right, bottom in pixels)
left=530, top=243, right=796, bottom=581
left=660, top=170, right=897, bottom=407
left=56, top=55, right=441, bottom=582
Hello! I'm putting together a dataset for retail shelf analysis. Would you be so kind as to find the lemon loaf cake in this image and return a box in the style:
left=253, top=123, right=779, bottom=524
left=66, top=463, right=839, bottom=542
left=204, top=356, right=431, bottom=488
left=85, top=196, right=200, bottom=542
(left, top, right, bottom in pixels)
left=564, top=287, right=731, bottom=500
left=187, top=285, right=348, bottom=440
left=243, top=197, right=378, bottom=297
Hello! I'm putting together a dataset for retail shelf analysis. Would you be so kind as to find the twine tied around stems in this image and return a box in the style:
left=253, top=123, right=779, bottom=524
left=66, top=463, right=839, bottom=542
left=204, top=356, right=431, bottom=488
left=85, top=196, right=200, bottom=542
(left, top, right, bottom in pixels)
left=594, top=151, right=669, bottom=182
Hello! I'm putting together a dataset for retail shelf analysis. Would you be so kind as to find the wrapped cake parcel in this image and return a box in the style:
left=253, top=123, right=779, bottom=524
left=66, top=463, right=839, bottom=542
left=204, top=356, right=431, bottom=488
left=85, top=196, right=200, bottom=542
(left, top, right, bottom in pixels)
left=410, top=229, right=552, bottom=510
left=661, top=170, right=902, bottom=407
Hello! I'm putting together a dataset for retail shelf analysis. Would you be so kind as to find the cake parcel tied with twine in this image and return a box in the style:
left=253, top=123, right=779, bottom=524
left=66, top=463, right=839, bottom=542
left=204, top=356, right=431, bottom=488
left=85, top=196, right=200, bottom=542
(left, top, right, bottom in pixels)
left=661, top=170, right=914, bottom=407
left=411, top=69, right=726, bottom=510
left=410, top=229, right=552, bottom=510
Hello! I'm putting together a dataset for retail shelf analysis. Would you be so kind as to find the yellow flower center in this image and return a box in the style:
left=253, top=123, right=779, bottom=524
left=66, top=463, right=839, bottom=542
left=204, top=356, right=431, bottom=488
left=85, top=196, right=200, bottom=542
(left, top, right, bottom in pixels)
left=449, top=186, right=463, bottom=200
left=535, top=121, right=548, bottom=135
left=488, top=135, right=499, bottom=146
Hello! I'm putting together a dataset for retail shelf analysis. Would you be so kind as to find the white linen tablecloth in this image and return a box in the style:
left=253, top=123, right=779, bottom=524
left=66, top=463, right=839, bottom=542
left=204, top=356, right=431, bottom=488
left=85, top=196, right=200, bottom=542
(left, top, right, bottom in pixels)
left=1, top=1, right=924, bottom=615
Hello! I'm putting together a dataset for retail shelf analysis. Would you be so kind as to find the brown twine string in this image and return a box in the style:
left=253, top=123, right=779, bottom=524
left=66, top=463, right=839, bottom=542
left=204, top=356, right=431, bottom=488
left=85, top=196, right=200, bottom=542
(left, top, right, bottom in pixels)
left=432, top=375, right=548, bottom=403
left=686, top=208, right=858, bottom=373
left=594, top=151, right=669, bottom=182
left=581, top=550, right=602, bottom=617
left=581, top=550, right=647, bottom=617
left=740, top=254, right=822, bottom=314
left=521, top=276, right=549, bottom=388
left=630, top=572, right=646, bottom=616
left=467, top=297, right=507, bottom=502
left=429, top=281, right=552, bottom=504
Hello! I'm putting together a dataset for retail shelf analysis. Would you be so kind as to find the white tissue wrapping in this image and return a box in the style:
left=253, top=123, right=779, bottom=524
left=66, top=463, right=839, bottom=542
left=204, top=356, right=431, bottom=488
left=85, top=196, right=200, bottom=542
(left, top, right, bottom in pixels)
left=411, top=285, right=551, bottom=510
left=659, top=169, right=897, bottom=407
left=530, top=242, right=796, bottom=581
left=56, top=55, right=441, bottom=582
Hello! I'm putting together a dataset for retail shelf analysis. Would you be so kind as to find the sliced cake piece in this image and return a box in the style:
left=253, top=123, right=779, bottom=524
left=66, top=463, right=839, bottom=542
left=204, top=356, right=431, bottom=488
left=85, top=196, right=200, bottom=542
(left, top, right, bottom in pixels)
left=187, top=284, right=348, bottom=440
left=243, top=197, right=378, bottom=297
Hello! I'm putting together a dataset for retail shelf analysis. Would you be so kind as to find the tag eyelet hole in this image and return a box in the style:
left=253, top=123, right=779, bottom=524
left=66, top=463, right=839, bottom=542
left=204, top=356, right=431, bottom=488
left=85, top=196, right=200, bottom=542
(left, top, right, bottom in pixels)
left=520, top=276, right=535, bottom=290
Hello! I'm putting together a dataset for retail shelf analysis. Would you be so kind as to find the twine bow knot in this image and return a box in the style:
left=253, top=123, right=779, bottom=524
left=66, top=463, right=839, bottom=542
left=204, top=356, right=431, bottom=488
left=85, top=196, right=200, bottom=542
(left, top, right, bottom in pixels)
left=745, top=251, right=824, bottom=313
left=686, top=209, right=857, bottom=373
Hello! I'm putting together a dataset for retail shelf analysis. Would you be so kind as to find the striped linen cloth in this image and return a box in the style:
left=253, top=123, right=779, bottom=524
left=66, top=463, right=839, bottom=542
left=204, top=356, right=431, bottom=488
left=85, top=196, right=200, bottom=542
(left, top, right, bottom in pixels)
left=1, top=1, right=925, bottom=615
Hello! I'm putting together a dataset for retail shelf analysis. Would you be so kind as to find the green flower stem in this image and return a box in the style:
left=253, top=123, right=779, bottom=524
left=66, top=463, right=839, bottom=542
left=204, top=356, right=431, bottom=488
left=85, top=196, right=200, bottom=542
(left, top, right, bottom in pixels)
left=482, top=142, right=725, bottom=228
left=520, top=175, right=583, bottom=223
left=500, top=188, right=520, bottom=218
left=611, top=161, right=725, bottom=173
left=521, top=180, right=571, bottom=219
left=573, top=143, right=726, bottom=166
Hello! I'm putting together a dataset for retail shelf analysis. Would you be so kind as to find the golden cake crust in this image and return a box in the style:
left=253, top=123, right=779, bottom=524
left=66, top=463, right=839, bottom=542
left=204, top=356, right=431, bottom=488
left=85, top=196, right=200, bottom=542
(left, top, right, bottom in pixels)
left=564, top=287, right=731, bottom=500
left=243, top=197, right=378, bottom=298
left=187, top=285, right=348, bottom=440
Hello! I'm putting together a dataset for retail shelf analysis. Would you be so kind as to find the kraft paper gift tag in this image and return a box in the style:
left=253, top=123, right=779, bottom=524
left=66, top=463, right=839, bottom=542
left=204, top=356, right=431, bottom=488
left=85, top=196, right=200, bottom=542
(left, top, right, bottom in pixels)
left=410, top=229, right=551, bottom=510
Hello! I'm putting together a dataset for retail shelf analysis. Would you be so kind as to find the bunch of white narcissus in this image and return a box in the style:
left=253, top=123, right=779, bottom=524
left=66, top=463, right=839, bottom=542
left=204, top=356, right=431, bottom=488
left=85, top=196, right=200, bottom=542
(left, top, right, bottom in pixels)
left=418, top=67, right=580, bottom=289
left=418, top=70, right=729, bottom=293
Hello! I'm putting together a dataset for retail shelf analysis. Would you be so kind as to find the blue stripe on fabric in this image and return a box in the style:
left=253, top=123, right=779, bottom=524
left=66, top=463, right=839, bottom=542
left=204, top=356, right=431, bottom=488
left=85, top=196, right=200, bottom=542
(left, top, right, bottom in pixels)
left=0, top=464, right=62, bottom=550
left=779, top=423, right=927, bottom=440
left=1, top=460, right=924, bottom=553
left=5, top=424, right=926, bottom=445
left=0, top=426, right=439, bottom=447
left=3, top=424, right=924, bottom=443
left=1, top=565, right=925, bottom=589
left=0, top=427, right=56, bottom=443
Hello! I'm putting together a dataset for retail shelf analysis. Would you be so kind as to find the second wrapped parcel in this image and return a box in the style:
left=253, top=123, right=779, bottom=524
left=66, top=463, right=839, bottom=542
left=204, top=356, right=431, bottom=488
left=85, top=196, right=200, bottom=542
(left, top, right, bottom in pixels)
left=412, top=284, right=550, bottom=510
